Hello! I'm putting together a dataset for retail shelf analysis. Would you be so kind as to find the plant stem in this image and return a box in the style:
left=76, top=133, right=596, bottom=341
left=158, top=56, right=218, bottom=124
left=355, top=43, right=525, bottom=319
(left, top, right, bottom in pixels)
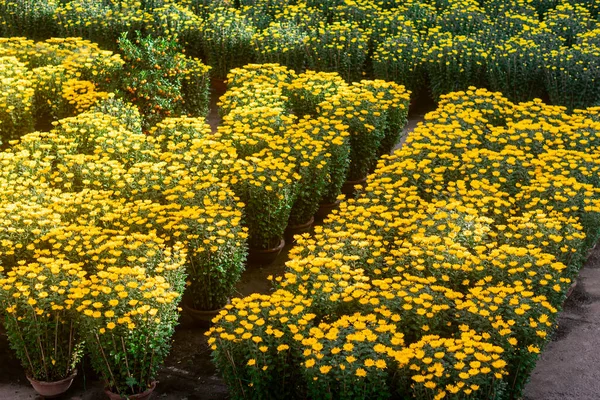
left=140, top=335, right=149, bottom=388
left=223, top=345, right=245, bottom=398
left=66, top=320, right=73, bottom=377
left=95, top=332, right=119, bottom=395
left=11, top=314, right=34, bottom=375
left=120, top=336, right=132, bottom=381
left=32, top=311, right=49, bottom=380
left=54, top=314, right=59, bottom=375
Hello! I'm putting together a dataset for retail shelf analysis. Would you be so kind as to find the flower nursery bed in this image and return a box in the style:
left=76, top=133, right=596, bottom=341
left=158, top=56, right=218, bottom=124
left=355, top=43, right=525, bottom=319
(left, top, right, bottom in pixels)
left=1, top=0, right=599, bottom=110
left=208, top=88, right=600, bottom=400
left=0, top=3, right=600, bottom=398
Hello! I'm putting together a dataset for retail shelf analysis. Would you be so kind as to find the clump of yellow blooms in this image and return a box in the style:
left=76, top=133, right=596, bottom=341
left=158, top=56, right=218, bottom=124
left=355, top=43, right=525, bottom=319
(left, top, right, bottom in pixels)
left=210, top=87, right=600, bottom=399
left=287, top=70, right=349, bottom=117
left=0, top=37, right=121, bottom=144
left=215, top=64, right=407, bottom=252
left=0, top=258, right=86, bottom=382
left=0, top=56, right=35, bottom=144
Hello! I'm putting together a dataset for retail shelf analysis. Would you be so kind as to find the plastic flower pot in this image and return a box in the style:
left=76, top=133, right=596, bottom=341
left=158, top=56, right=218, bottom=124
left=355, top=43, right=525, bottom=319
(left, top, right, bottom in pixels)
left=247, top=238, right=285, bottom=266
left=26, top=370, right=77, bottom=398
left=284, top=216, right=315, bottom=242
left=315, top=199, right=342, bottom=221
left=182, top=298, right=231, bottom=329
left=104, top=381, right=157, bottom=400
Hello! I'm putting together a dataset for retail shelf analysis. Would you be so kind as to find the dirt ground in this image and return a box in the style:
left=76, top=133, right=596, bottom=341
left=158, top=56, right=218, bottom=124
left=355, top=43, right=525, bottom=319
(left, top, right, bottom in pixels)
left=2, top=90, right=597, bottom=400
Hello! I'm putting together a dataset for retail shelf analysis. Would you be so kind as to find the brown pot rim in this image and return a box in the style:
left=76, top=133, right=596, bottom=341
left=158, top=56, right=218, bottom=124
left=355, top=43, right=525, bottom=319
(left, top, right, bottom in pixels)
left=249, top=238, right=285, bottom=254
left=287, top=216, right=315, bottom=231
left=105, top=380, right=157, bottom=399
left=345, top=176, right=368, bottom=185
left=183, top=297, right=230, bottom=315
left=319, top=198, right=342, bottom=208
left=26, top=369, right=78, bottom=386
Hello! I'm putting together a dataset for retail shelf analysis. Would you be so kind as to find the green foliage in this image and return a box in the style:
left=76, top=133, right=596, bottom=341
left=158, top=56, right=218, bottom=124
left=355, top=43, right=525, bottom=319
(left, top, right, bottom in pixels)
left=116, top=32, right=184, bottom=130
left=116, top=32, right=210, bottom=131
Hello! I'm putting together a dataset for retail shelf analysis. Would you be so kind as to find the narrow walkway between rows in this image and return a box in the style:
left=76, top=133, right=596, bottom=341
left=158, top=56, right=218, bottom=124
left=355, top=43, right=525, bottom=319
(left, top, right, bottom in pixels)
left=524, top=245, right=600, bottom=400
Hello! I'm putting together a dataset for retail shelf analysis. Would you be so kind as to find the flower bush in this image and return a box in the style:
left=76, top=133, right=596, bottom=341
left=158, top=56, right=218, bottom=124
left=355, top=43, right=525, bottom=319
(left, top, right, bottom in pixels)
left=372, top=32, right=426, bottom=95
left=0, top=56, right=35, bottom=145
left=115, top=32, right=211, bottom=130
left=201, top=7, right=256, bottom=79
left=305, top=21, right=371, bottom=82
left=287, top=70, right=348, bottom=117
left=0, top=258, right=85, bottom=382
left=251, top=22, right=308, bottom=73
left=72, top=242, right=187, bottom=396
left=208, top=290, right=313, bottom=400
left=424, top=31, right=488, bottom=100
left=230, top=152, right=300, bottom=250
left=319, top=80, right=410, bottom=181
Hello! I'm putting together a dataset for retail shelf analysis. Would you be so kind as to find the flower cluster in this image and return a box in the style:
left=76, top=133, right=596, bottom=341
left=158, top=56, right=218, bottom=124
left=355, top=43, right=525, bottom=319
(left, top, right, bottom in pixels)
left=216, top=64, right=408, bottom=251
left=0, top=37, right=121, bottom=142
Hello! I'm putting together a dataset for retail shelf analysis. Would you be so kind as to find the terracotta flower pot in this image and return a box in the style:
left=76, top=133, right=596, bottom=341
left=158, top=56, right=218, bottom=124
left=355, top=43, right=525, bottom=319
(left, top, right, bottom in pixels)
left=105, top=381, right=157, bottom=400
left=341, top=176, right=367, bottom=197
left=247, top=238, right=285, bottom=266
left=27, top=370, right=77, bottom=398
left=285, top=216, right=314, bottom=242
left=315, top=199, right=342, bottom=221
left=182, top=298, right=230, bottom=329
left=211, top=78, right=228, bottom=93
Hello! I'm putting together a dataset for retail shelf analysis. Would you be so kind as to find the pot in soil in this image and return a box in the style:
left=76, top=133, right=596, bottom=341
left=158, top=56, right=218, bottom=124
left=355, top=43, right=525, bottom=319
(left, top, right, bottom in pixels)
left=26, top=370, right=77, bottom=398
left=105, top=381, right=157, bottom=400
left=285, top=216, right=314, bottom=242
left=341, top=176, right=367, bottom=197
left=211, top=77, right=228, bottom=93
left=182, top=298, right=230, bottom=328
left=247, top=238, right=285, bottom=266
left=315, top=199, right=342, bottom=221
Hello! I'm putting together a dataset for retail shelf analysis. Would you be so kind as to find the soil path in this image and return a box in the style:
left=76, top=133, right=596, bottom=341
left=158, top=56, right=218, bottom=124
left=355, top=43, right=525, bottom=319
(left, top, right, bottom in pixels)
left=524, top=245, right=600, bottom=400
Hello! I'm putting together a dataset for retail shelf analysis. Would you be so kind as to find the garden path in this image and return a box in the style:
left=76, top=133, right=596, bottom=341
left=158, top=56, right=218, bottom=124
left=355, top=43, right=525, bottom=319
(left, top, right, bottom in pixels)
left=524, top=245, right=600, bottom=400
